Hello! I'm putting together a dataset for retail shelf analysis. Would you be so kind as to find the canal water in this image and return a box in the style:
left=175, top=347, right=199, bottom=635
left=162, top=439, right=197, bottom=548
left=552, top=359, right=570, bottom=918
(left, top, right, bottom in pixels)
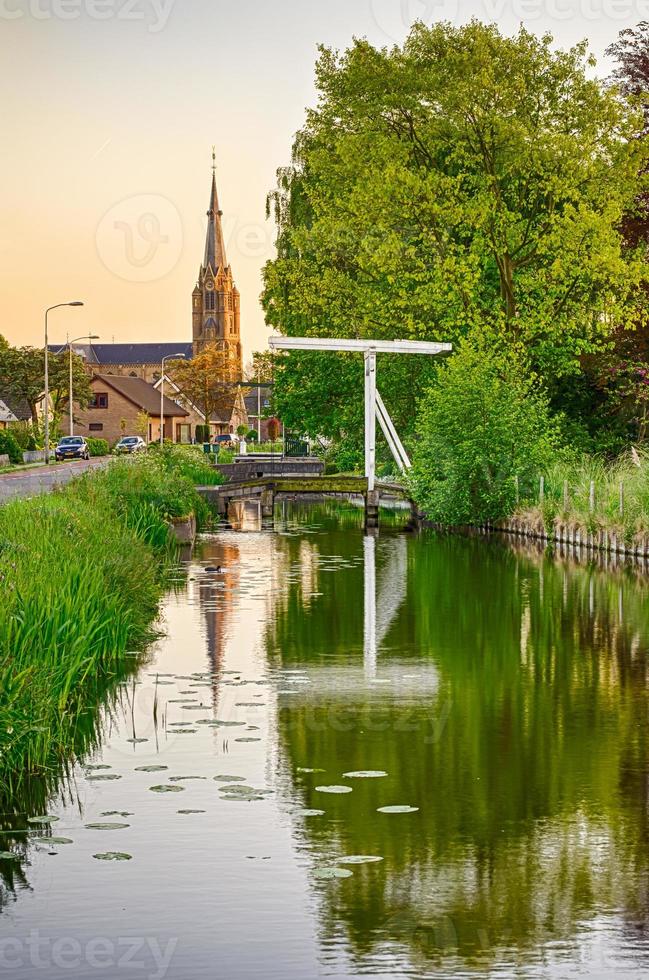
left=2, top=502, right=649, bottom=979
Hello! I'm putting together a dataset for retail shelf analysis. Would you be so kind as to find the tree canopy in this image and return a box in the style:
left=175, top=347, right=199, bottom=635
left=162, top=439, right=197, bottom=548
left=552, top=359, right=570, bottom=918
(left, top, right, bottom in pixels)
left=263, top=21, right=648, bottom=464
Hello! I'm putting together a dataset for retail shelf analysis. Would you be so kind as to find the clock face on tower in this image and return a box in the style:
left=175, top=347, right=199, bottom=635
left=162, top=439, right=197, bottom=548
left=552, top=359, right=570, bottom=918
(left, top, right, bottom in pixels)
left=206, top=280, right=215, bottom=291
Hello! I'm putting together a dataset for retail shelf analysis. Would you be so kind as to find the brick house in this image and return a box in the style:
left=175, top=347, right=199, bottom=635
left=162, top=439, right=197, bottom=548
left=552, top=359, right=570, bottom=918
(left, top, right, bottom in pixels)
left=154, top=377, right=249, bottom=441
left=0, top=392, right=32, bottom=431
left=75, top=374, right=189, bottom=446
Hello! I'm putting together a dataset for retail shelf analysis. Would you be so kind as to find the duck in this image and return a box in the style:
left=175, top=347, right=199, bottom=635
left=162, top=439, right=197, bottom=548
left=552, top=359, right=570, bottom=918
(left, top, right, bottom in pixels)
left=205, top=565, right=224, bottom=573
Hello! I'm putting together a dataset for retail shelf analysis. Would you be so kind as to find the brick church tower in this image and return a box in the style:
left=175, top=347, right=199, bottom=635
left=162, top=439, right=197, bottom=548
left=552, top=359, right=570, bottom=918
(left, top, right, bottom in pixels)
left=192, top=156, right=242, bottom=379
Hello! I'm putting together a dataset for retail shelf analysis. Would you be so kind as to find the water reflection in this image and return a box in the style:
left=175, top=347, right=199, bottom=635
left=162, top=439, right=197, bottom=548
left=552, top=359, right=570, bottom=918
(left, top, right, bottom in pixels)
left=3, top=504, right=649, bottom=979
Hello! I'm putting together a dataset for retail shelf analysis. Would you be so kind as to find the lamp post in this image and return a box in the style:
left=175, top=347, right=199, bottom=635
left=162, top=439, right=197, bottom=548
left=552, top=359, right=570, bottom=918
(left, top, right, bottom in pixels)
left=53, top=334, right=99, bottom=436
left=44, top=302, right=84, bottom=464
left=160, top=353, right=185, bottom=446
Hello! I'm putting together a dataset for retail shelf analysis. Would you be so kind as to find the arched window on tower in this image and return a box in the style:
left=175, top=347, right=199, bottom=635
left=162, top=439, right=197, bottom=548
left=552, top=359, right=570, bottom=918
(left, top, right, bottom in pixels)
left=206, top=292, right=215, bottom=311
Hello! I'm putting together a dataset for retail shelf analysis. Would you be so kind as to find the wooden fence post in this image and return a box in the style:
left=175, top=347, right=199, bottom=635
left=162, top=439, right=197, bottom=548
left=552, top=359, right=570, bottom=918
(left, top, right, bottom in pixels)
left=589, top=480, right=595, bottom=514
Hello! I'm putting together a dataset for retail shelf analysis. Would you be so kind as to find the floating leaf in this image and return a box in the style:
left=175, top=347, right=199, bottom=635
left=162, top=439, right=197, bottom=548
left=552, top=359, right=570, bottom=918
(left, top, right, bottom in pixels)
left=168, top=776, right=205, bottom=782
left=297, top=767, right=325, bottom=774
left=299, top=809, right=325, bottom=817
left=181, top=706, right=208, bottom=712
left=0, top=851, right=19, bottom=860
left=85, top=823, right=130, bottom=831
left=313, top=867, right=353, bottom=879
left=315, top=786, right=352, bottom=795
left=377, top=806, right=419, bottom=814
left=101, top=812, right=133, bottom=818
left=338, top=855, right=383, bottom=865
left=177, top=810, right=206, bottom=815
left=235, top=737, right=261, bottom=743
left=27, top=816, right=59, bottom=824
left=135, top=765, right=168, bottom=773
left=93, top=852, right=132, bottom=861
left=149, top=785, right=185, bottom=794
left=87, top=774, right=122, bottom=782
left=213, top=775, right=245, bottom=783
left=126, top=738, right=149, bottom=744
left=32, top=837, right=74, bottom=846
left=171, top=730, right=197, bottom=735
left=84, top=764, right=112, bottom=772
left=343, top=771, right=388, bottom=779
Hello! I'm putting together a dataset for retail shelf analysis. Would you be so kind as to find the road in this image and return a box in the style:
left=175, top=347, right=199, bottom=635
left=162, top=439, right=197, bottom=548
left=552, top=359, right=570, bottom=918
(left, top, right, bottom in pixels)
left=0, top=458, right=110, bottom=503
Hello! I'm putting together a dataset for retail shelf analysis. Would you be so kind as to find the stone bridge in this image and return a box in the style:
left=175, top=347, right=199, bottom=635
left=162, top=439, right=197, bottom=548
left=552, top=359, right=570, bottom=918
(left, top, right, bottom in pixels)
left=197, top=475, right=413, bottom=528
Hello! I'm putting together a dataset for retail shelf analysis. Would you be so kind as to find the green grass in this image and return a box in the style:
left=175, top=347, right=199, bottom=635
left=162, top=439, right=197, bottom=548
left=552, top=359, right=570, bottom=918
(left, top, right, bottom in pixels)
left=0, top=452, right=217, bottom=793
left=515, top=450, right=649, bottom=541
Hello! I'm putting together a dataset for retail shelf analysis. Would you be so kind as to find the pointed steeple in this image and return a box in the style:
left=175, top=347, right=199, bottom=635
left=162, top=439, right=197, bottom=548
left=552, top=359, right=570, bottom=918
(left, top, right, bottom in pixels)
left=203, top=148, right=227, bottom=272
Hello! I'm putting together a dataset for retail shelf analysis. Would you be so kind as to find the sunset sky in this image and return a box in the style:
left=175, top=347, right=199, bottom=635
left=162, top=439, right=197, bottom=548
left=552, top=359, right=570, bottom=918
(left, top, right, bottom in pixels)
left=1, top=0, right=640, bottom=363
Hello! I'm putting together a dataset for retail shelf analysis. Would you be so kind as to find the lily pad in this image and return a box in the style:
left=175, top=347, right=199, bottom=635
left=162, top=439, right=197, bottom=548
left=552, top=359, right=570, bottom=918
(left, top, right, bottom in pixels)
left=85, top=823, right=130, bottom=831
left=93, top=852, right=132, bottom=861
left=126, top=738, right=149, bottom=744
left=181, top=706, right=208, bottom=712
left=299, top=809, right=326, bottom=817
left=101, top=811, right=133, bottom=818
left=171, top=730, right=197, bottom=735
left=343, top=771, right=388, bottom=779
left=84, top=764, right=112, bottom=771
left=168, top=776, right=206, bottom=782
left=377, top=805, right=419, bottom=814
left=0, top=851, right=19, bottom=860
left=235, top=737, right=261, bottom=743
left=87, top=774, right=122, bottom=782
left=32, top=837, right=74, bottom=845
left=27, top=816, right=59, bottom=824
left=297, top=767, right=325, bottom=774
left=149, top=785, right=185, bottom=793
left=135, top=765, right=168, bottom=772
left=338, top=855, right=384, bottom=865
left=313, top=867, right=353, bottom=879
left=214, top=775, right=246, bottom=783
left=177, top=810, right=206, bottom=815
left=315, top=785, right=352, bottom=795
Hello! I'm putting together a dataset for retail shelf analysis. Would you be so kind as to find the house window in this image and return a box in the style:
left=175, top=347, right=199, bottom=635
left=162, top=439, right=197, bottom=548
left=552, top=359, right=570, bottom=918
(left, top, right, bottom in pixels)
left=89, top=423, right=104, bottom=432
left=90, top=392, right=108, bottom=409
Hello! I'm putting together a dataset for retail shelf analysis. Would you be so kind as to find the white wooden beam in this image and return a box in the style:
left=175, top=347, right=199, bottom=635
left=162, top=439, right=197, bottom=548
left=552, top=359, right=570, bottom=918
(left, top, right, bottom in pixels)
left=269, top=335, right=452, bottom=356
left=376, top=390, right=411, bottom=472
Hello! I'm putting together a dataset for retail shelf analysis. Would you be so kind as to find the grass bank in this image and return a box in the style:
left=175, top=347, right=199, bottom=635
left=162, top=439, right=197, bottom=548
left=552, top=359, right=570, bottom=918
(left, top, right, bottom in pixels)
left=0, top=447, right=222, bottom=792
left=511, top=452, right=649, bottom=544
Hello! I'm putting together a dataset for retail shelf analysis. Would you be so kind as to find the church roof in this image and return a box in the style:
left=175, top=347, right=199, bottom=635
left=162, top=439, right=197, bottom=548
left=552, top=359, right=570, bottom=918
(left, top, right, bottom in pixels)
left=203, top=167, right=228, bottom=273
left=67, top=343, right=194, bottom=366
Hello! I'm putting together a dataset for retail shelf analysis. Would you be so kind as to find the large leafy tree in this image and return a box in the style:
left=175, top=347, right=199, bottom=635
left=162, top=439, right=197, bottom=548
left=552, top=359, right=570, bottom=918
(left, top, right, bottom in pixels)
left=263, top=21, right=647, bottom=458
left=0, top=343, right=91, bottom=428
left=169, top=344, right=242, bottom=423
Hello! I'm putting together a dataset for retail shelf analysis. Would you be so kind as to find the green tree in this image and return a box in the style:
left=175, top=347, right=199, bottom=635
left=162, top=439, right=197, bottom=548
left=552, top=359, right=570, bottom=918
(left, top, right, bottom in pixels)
left=0, top=343, right=91, bottom=429
left=409, top=336, right=559, bottom=524
left=263, top=22, right=647, bottom=458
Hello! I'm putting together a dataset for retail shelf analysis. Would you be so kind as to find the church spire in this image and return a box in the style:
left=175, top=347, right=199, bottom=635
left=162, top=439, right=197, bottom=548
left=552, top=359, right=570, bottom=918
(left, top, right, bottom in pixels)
left=203, top=148, right=227, bottom=271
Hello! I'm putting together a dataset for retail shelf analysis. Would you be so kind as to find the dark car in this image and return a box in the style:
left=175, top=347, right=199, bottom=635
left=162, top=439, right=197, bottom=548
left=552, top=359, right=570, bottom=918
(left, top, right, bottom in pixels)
left=55, top=436, right=90, bottom=461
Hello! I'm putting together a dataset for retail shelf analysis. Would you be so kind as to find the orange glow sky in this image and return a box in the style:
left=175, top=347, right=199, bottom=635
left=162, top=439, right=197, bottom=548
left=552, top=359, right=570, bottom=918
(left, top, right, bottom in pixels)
left=0, top=0, right=629, bottom=364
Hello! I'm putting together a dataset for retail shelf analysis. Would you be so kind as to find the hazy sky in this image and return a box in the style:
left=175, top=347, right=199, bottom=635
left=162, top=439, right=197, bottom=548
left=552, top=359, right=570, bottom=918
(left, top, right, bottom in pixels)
left=1, top=0, right=646, bottom=362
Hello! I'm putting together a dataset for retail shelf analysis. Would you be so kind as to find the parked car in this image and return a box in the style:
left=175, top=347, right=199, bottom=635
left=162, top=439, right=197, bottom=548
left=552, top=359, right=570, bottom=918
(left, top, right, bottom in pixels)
left=114, top=436, right=147, bottom=455
left=55, top=436, right=90, bottom=461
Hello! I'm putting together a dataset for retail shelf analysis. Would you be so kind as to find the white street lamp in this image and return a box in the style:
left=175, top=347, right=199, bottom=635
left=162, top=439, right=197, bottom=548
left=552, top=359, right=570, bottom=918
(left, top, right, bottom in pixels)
left=160, top=353, right=185, bottom=446
left=44, top=302, right=84, bottom=464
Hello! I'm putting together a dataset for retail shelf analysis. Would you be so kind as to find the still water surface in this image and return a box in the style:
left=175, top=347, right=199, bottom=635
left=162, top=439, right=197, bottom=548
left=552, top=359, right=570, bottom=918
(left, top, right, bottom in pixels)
left=2, top=503, right=649, bottom=979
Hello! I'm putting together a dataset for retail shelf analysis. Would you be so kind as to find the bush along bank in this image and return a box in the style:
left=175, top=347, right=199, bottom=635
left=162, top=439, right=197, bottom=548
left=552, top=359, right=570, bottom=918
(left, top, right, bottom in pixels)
left=0, top=452, right=220, bottom=793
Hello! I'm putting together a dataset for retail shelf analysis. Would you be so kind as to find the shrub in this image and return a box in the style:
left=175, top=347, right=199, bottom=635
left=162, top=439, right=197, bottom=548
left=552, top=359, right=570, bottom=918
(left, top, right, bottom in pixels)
left=409, top=337, right=560, bottom=524
left=195, top=424, right=211, bottom=444
left=86, top=437, right=109, bottom=457
left=0, top=430, right=22, bottom=465
left=247, top=429, right=259, bottom=442
left=10, top=421, right=38, bottom=452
